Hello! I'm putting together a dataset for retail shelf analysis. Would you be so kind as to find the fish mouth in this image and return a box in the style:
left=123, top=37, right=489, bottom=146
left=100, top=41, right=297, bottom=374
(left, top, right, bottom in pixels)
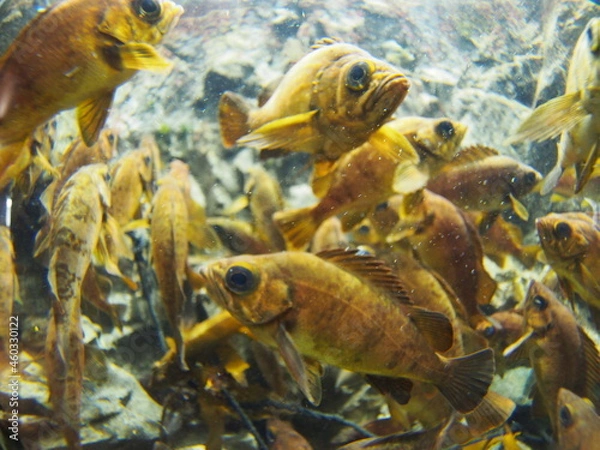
left=364, top=73, right=410, bottom=114
left=158, top=2, right=185, bottom=35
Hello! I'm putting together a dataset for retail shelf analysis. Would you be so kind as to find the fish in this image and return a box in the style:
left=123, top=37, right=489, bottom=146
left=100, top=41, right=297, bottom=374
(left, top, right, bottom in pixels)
left=536, top=212, right=600, bottom=311
left=266, top=418, right=313, bottom=450
left=477, top=309, right=527, bottom=375
left=41, top=164, right=112, bottom=448
left=273, top=138, right=419, bottom=250
left=108, top=140, right=156, bottom=228
left=0, top=0, right=183, bottom=189
left=208, top=217, right=273, bottom=255
left=426, top=145, right=542, bottom=221
left=218, top=38, right=412, bottom=164
left=150, top=161, right=193, bottom=370
left=509, top=18, right=600, bottom=194
left=198, top=248, right=495, bottom=413
left=556, top=388, right=600, bottom=450
left=0, top=226, right=17, bottom=355
left=391, top=189, right=497, bottom=329
left=503, top=281, right=600, bottom=437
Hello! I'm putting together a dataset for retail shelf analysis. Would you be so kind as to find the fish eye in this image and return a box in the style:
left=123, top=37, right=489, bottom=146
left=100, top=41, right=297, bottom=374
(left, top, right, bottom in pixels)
left=136, top=0, right=162, bottom=22
left=532, top=295, right=548, bottom=311
left=524, top=171, right=538, bottom=186
left=482, top=325, right=496, bottom=338
left=225, top=264, right=259, bottom=295
left=143, top=155, right=152, bottom=166
left=375, top=201, right=389, bottom=212
left=358, top=225, right=370, bottom=234
left=559, top=405, right=573, bottom=428
left=346, top=61, right=371, bottom=91
left=435, top=120, right=455, bottom=140
left=554, top=222, right=572, bottom=240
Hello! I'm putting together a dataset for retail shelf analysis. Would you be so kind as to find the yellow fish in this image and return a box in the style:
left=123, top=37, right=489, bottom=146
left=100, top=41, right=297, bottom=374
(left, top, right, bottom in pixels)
left=510, top=18, right=600, bottom=194
left=218, top=38, right=411, bottom=163
left=199, top=249, right=494, bottom=413
left=0, top=0, right=183, bottom=189
left=556, top=388, right=600, bottom=450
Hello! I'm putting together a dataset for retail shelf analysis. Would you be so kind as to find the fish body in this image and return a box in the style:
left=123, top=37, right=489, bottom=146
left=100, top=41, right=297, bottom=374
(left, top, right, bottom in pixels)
left=511, top=18, right=600, bottom=194
left=199, top=249, right=494, bottom=413
left=43, top=163, right=111, bottom=448
left=0, top=0, right=183, bottom=189
left=274, top=143, right=404, bottom=250
left=536, top=212, right=600, bottom=310
left=218, top=39, right=410, bottom=161
left=395, top=189, right=497, bottom=328
left=109, top=143, right=155, bottom=227
left=556, top=388, right=600, bottom=450
left=150, top=161, right=190, bottom=369
left=426, top=146, right=541, bottom=221
left=504, top=281, right=600, bottom=436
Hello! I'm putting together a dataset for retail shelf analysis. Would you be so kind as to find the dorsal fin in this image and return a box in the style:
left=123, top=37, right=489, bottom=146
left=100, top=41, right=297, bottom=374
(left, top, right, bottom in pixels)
left=311, top=37, right=343, bottom=50
left=316, top=248, right=412, bottom=305
left=447, top=144, right=499, bottom=167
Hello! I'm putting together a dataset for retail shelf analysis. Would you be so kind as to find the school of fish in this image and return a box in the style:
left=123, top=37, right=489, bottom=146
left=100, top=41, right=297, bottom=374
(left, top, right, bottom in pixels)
left=0, top=1, right=599, bottom=449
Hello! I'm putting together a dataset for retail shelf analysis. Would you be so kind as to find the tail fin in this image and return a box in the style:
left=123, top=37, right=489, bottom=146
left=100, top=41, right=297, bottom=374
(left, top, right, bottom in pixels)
left=464, top=390, right=515, bottom=437
left=436, top=348, right=494, bottom=413
left=273, top=207, right=319, bottom=251
left=218, top=92, right=251, bottom=148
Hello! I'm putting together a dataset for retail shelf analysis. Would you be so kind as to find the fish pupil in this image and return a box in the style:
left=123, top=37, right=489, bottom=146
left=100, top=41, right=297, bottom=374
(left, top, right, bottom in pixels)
left=554, top=221, right=572, bottom=240
left=225, top=265, right=258, bottom=294
left=435, top=120, right=455, bottom=140
left=532, top=295, right=548, bottom=311
left=559, top=405, right=573, bottom=428
left=524, top=171, right=537, bottom=186
left=482, top=325, right=495, bottom=338
left=346, top=62, right=371, bottom=91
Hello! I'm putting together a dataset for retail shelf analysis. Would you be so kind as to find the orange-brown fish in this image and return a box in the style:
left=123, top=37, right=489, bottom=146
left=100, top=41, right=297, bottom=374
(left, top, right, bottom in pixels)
left=392, top=189, right=497, bottom=329
left=150, top=161, right=192, bottom=370
left=267, top=418, right=313, bottom=450
left=503, top=281, right=600, bottom=436
left=556, top=388, right=600, bottom=450
left=41, top=164, right=112, bottom=448
left=477, top=309, right=527, bottom=375
left=510, top=18, right=600, bottom=194
left=199, top=249, right=494, bottom=413
left=219, top=38, right=411, bottom=163
left=273, top=140, right=419, bottom=250
left=0, top=0, right=183, bottom=189
left=536, top=212, right=600, bottom=310
left=310, top=216, right=349, bottom=253
left=0, top=226, right=17, bottom=355
left=208, top=217, right=273, bottom=255
left=426, top=146, right=542, bottom=221
left=109, top=141, right=156, bottom=227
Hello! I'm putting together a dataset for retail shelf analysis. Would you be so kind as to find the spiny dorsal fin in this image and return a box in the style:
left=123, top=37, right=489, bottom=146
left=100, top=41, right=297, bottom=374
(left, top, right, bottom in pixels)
left=447, top=145, right=499, bottom=167
left=311, top=37, right=343, bottom=50
left=579, top=327, right=600, bottom=408
left=316, top=248, right=411, bottom=305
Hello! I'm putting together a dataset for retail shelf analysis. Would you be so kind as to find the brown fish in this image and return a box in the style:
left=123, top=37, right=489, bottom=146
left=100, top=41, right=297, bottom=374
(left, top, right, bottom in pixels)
left=150, top=161, right=192, bottom=370
left=504, top=281, right=600, bottom=436
left=556, top=388, right=600, bottom=450
left=267, top=418, right=313, bottom=450
left=41, top=164, right=112, bottom=448
left=219, top=38, right=411, bottom=163
left=392, top=189, right=497, bottom=329
left=426, top=145, right=541, bottom=221
left=536, top=212, right=600, bottom=310
left=199, top=249, right=494, bottom=413
left=0, top=0, right=183, bottom=189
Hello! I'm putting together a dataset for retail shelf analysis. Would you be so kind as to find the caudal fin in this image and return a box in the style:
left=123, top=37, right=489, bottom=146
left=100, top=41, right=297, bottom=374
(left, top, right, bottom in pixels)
left=273, top=206, right=319, bottom=251
left=218, top=92, right=251, bottom=148
left=436, top=348, right=494, bottom=413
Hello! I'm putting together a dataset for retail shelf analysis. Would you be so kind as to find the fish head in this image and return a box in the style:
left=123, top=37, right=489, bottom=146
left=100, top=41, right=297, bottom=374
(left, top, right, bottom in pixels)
left=556, top=388, right=600, bottom=449
left=505, top=162, right=542, bottom=198
left=521, top=281, right=560, bottom=337
left=412, top=118, right=468, bottom=162
left=315, top=47, right=410, bottom=134
left=198, top=255, right=293, bottom=326
left=98, top=0, right=184, bottom=46
left=78, top=163, right=112, bottom=209
left=536, top=213, right=591, bottom=262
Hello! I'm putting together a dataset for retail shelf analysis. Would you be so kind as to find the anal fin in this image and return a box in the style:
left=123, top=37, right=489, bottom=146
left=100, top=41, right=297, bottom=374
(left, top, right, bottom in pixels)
left=77, top=91, right=114, bottom=146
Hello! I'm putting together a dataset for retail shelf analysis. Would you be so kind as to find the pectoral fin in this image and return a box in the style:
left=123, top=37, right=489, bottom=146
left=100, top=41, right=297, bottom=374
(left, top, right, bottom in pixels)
left=508, top=91, right=587, bottom=143
left=77, top=91, right=114, bottom=146
left=405, top=306, right=454, bottom=353
left=575, top=137, right=600, bottom=193
left=368, top=124, right=420, bottom=165
left=509, top=194, right=529, bottom=221
left=120, top=42, right=172, bottom=71
left=274, top=323, right=322, bottom=405
left=239, top=110, right=321, bottom=153
left=503, top=328, right=533, bottom=358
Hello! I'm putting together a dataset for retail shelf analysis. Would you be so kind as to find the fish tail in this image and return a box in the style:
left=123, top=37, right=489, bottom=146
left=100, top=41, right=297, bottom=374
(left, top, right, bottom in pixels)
left=463, top=390, right=516, bottom=437
left=273, top=207, right=318, bottom=250
left=436, top=348, right=494, bottom=414
left=219, top=92, right=251, bottom=148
